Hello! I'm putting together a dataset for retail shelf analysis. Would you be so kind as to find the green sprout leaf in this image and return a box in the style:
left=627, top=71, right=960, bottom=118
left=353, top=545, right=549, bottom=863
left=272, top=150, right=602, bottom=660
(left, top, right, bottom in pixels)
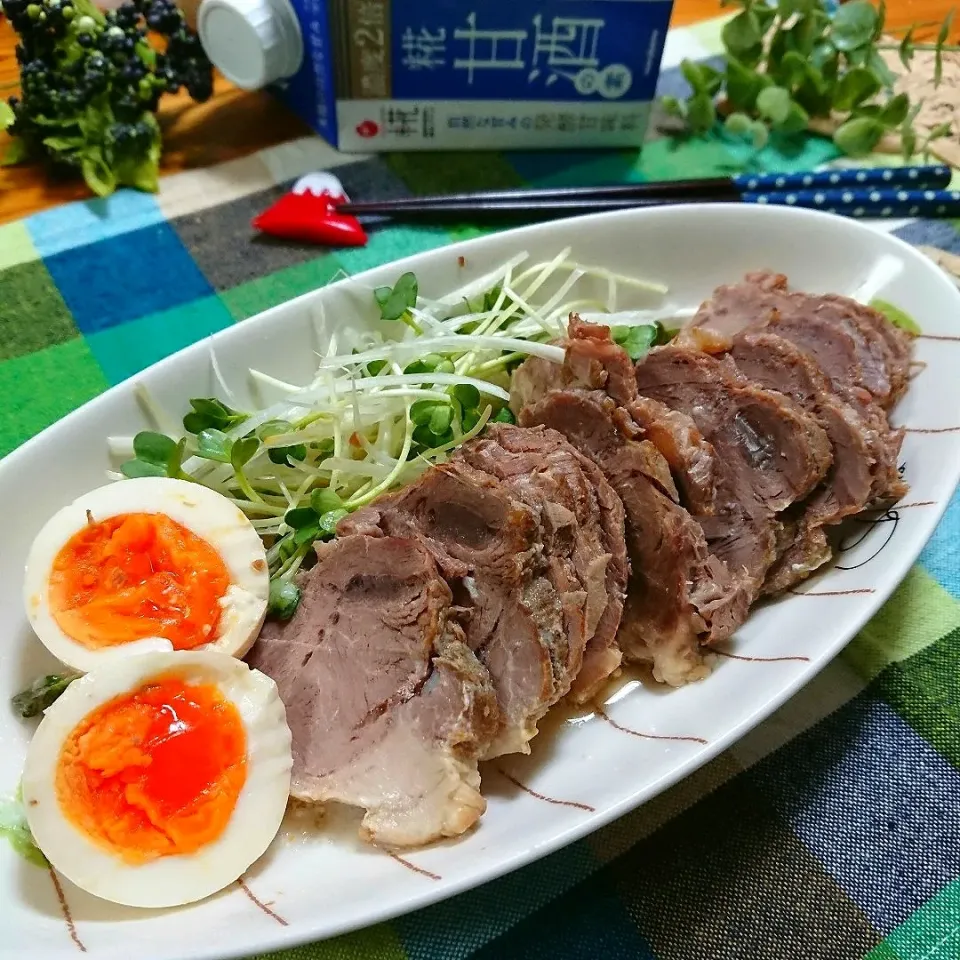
left=196, top=428, right=234, bottom=463
left=830, top=0, right=879, bottom=51
left=267, top=580, right=301, bottom=621
left=870, top=298, right=921, bottom=334
left=0, top=102, right=14, bottom=130
left=230, top=436, right=260, bottom=471
left=284, top=507, right=318, bottom=529
left=12, top=673, right=76, bottom=719
left=318, top=508, right=349, bottom=537
left=258, top=419, right=306, bottom=465
left=122, top=431, right=185, bottom=480
left=451, top=383, right=481, bottom=411
left=310, top=488, right=344, bottom=515
left=0, top=788, right=47, bottom=868
left=374, top=272, right=419, bottom=324
left=611, top=324, right=665, bottom=360
left=492, top=407, right=516, bottom=425
left=183, top=398, right=248, bottom=435
left=293, top=520, right=322, bottom=547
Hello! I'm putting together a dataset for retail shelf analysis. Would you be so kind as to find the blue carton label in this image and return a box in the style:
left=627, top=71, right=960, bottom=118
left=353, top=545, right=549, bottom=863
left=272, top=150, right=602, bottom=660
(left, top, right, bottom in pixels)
left=275, top=0, right=673, bottom=151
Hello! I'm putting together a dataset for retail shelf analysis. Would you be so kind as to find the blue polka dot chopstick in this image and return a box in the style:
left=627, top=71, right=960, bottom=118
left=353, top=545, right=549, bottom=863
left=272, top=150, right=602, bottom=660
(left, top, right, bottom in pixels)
left=337, top=165, right=957, bottom=221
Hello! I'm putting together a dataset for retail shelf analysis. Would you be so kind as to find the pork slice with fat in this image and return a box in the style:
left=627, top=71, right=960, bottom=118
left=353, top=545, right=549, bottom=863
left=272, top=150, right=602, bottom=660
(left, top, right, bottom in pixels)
left=247, top=535, right=499, bottom=848
left=635, top=345, right=833, bottom=603
left=339, top=462, right=566, bottom=758
left=519, top=387, right=744, bottom=687
left=457, top=423, right=628, bottom=704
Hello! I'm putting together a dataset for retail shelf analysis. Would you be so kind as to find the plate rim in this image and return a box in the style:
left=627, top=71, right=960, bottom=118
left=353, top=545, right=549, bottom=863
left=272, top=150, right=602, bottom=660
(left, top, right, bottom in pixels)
left=4, top=202, right=960, bottom=960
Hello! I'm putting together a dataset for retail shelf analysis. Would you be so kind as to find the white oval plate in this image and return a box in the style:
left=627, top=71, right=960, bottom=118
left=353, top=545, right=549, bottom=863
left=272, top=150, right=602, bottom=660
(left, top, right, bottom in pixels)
left=3, top=205, right=959, bottom=960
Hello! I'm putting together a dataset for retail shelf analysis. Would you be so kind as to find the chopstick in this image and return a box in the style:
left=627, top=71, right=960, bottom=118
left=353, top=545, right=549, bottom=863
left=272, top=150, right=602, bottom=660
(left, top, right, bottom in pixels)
left=337, top=165, right=956, bottom=221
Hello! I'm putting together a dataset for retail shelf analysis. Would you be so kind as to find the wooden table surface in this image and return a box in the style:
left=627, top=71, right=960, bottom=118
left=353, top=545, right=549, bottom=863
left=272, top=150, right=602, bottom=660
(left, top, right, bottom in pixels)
left=1, top=0, right=957, bottom=224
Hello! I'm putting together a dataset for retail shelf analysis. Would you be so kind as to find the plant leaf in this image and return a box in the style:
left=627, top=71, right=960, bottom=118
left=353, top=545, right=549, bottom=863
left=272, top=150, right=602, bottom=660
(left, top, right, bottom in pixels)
left=868, top=48, right=897, bottom=89
left=284, top=507, right=318, bottom=529
left=0, top=102, right=14, bottom=130
left=875, top=0, right=887, bottom=38
left=870, top=298, right=921, bottom=334
left=935, top=9, right=954, bottom=87
left=660, top=95, right=687, bottom=119
left=879, top=93, right=910, bottom=126
left=293, top=520, right=322, bottom=547
left=725, top=57, right=765, bottom=111
left=832, top=67, right=882, bottom=110
left=830, top=0, right=879, bottom=51
left=751, top=121, right=770, bottom=149
left=374, top=272, right=419, bottom=323
left=121, top=458, right=166, bottom=479
left=725, top=111, right=754, bottom=135
left=81, top=148, right=116, bottom=198
left=310, top=488, right=344, bottom=515
left=611, top=324, right=660, bottom=360
left=267, top=580, right=300, bottom=621
left=686, top=92, right=717, bottom=133
left=722, top=10, right=762, bottom=56
left=230, top=436, right=260, bottom=471
left=898, top=24, right=916, bottom=69
left=833, top=116, right=885, bottom=156
left=196, top=428, right=234, bottom=463
left=318, top=508, right=349, bottom=537
left=756, top=85, right=793, bottom=125
left=167, top=438, right=186, bottom=479
left=133, top=431, right=177, bottom=467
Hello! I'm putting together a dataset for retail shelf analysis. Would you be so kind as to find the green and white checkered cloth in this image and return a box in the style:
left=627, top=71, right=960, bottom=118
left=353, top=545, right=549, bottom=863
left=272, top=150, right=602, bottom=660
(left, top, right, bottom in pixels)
left=3, top=17, right=960, bottom=960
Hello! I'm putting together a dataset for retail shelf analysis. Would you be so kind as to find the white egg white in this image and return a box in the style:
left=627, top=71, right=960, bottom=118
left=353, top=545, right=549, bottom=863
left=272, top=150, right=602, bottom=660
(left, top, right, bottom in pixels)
left=22, top=650, right=293, bottom=909
left=23, top=477, right=269, bottom=673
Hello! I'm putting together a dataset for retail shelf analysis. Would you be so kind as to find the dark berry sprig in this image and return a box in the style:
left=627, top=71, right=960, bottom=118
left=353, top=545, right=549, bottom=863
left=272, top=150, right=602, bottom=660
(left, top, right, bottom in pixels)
left=0, top=0, right=214, bottom=196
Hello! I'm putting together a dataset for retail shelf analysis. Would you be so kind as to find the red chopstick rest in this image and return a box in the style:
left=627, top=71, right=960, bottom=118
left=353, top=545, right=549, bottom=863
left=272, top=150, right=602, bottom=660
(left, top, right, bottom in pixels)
left=252, top=173, right=369, bottom=247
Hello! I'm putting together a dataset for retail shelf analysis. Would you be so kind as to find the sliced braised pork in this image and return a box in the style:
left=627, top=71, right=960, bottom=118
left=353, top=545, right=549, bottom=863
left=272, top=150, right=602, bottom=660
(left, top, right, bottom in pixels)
left=247, top=535, right=498, bottom=848
left=518, top=386, right=744, bottom=687
left=684, top=271, right=908, bottom=503
left=455, top=424, right=628, bottom=704
left=729, top=331, right=875, bottom=592
left=340, top=461, right=567, bottom=757
left=635, top=345, right=833, bottom=603
left=513, top=316, right=718, bottom=514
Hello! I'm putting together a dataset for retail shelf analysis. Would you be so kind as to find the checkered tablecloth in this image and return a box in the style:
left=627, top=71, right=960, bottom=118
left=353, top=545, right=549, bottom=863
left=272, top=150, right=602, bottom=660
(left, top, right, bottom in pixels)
left=3, top=18, right=960, bottom=960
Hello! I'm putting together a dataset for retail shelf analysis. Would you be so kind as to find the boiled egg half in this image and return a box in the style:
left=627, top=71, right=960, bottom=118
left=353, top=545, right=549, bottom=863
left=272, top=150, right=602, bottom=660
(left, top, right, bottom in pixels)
left=24, top=478, right=269, bottom=673
left=22, top=650, right=292, bottom=908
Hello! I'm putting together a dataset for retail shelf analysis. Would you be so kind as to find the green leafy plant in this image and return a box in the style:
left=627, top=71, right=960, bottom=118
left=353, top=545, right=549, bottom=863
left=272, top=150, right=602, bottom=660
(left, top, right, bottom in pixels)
left=375, top=272, right=419, bottom=328
left=662, top=0, right=959, bottom=158
left=1, top=0, right=212, bottom=196
left=11, top=673, right=76, bottom=719
left=611, top=322, right=671, bottom=360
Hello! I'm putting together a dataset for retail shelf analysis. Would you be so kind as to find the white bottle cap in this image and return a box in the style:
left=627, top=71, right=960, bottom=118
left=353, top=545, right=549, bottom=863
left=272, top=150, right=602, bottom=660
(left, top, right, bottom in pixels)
left=197, top=0, right=303, bottom=91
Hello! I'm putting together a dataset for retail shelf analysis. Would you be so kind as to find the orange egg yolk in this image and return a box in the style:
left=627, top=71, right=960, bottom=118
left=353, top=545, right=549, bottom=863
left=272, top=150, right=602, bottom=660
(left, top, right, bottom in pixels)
left=55, top=676, right=247, bottom=864
left=48, top=512, right=231, bottom=651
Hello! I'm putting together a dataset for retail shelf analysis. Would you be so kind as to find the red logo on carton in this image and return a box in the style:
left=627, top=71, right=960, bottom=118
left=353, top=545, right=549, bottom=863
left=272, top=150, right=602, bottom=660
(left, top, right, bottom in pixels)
left=355, top=120, right=379, bottom=138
